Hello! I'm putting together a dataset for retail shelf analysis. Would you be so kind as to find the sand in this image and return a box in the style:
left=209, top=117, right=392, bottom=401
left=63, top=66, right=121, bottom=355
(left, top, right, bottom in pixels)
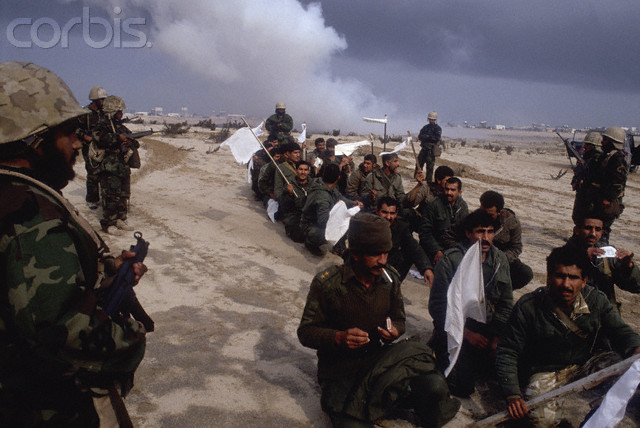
left=64, top=126, right=640, bottom=427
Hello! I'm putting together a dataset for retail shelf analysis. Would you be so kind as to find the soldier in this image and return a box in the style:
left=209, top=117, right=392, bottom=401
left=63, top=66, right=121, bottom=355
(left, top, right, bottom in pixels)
left=496, top=245, right=640, bottom=426
left=417, top=111, right=442, bottom=184
left=307, top=137, right=326, bottom=176
left=92, top=95, right=140, bottom=235
left=265, top=101, right=293, bottom=145
left=573, top=126, right=628, bottom=244
left=273, top=141, right=301, bottom=200
left=570, top=131, right=602, bottom=192
left=280, top=160, right=312, bottom=242
left=257, top=144, right=282, bottom=207
left=345, top=154, right=376, bottom=200
left=419, top=177, right=468, bottom=264
left=0, top=61, right=146, bottom=426
left=76, top=85, right=107, bottom=209
left=361, top=152, right=406, bottom=211
left=567, top=213, right=640, bottom=312
left=404, top=165, right=454, bottom=233
left=298, top=212, right=460, bottom=427
left=250, top=139, right=275, bottom=201
left=429, top=209, right=513, bottom=397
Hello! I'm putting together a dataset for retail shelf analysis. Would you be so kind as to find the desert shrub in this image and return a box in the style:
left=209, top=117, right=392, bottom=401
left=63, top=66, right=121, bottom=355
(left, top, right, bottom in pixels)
left=162, top=121, right=190, bottom=135
left=348, top=132, right=358, bottom=137
left=209, top=123, right=231, bottom=144
left=505, top=145, right=514, bottom=155
left=195, top=119, right=216, bottom=130
left=461, top=139, right=467, bottom=147
left=332, top=129, right=340, bottom=137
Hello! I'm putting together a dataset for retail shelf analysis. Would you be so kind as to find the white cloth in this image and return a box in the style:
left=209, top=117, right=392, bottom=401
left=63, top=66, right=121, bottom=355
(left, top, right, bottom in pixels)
left=266, top=198, right=279, bottom=223
left=221, top=121, right=264, bottom=164
left=362, top=116, right=388, bottom=124
left=247, top=157, right=254, bottom=184
left=325, top=201, right=360, bottom=245
left=582, top=359, right=640, bottom=428
left=597, top=246, right=617, bottom=258
left=444, top=241, right=486, bottom=377
left=380, top=136, right=409, bottom=156
left=334, top=141, right=370, bottom=156
left=297, top=123, right=307, bottom=144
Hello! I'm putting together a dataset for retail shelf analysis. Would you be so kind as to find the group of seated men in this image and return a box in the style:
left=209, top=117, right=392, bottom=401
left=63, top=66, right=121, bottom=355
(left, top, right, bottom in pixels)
left=250, top=137, right=640, bottom=426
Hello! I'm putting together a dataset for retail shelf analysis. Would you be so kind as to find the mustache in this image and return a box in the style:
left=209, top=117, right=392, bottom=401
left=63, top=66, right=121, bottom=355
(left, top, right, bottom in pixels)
left=481, top=240, right=491, bottom=246
left=371, top=264, right=386, bottom=270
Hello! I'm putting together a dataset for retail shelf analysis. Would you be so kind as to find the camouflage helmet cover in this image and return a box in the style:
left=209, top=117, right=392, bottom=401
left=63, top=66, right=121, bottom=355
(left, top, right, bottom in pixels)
left=602, top=126, right=626, bottom=149
left=583, top=131, right=602, bottom=147
left=275, top=101, right=286, bottom=109
left=88, top=85, right=107, bottom=100
left=428, top=111, right=438, bottom=120
left=0, top=61, right=88, bottom=144
left=102, top=95, right=127, bottom=114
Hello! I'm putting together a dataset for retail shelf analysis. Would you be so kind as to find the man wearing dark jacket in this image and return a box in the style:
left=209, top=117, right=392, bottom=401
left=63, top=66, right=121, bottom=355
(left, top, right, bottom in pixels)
left=298, top=213, right=459, bottom=427
left=496, top=245, right=640, bottom=426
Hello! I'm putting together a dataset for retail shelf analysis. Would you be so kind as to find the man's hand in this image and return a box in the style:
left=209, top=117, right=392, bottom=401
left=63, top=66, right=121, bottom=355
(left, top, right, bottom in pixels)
left=616, top=249, right=634, bottom=269
left=463, top=328, right=489, bottom=349
left=114, top=251, right=148, bottom=283
left=507, top=397, right=528, bottom=420
left=353, top=200, right=364, bottom=209
left=587, top=247, right=605, bottom=259
left=433, top=250, right=444, bottom=264
left=415, top=170, right=425, bottom=184
left=369, top=189, right=377, bottom=201
left=286, top=183, right=294, bottom=195
left=377, top=323, right=399, bottom=341
left=423, top=269, right=434, bottom=288
left=335, top=328, right=370, bottom=349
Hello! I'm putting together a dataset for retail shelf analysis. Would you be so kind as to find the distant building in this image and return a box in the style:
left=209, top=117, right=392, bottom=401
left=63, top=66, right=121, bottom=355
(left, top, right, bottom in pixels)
left=135, top=111, right=149, bottom=116
left=181, top=107, right=188, bottom=117
left=152, top=107, right=163, bottom=116
left=495, top=124, right=506, bottom=130
left=167, top=113, right=180, bottom=118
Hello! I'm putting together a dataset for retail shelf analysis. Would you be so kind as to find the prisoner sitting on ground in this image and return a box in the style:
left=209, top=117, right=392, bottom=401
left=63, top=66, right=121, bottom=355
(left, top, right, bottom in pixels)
left=298, top=212, right=460, bottom=427
left=495, top=245, right=640, bottom=426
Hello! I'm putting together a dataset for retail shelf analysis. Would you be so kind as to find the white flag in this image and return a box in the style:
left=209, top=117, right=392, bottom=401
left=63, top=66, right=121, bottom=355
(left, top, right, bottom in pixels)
left=325, top=201, right=360, bottom=245
left=380, top=136, right=409, bottom=156
left=266, top=198, right=279, bottom=223
left=221, top=121, right=264, bottom=164
left=297, top=123, right=307, bottom=144
left=444, top=241, right=486, bottom=377
left=582, top=359, right=640, bottom=428
left=363, top=116, right=388, bottom=124
left=334, top=140, right=370, bottom=156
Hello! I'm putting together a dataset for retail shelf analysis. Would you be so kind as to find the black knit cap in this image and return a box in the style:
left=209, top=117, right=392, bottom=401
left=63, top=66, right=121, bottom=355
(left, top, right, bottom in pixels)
left=348, top=212, right=392, bottom=254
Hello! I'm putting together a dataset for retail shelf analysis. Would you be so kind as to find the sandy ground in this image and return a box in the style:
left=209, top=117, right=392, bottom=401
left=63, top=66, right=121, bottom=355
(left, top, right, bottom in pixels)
left=63, top=126, right=640, bottom=427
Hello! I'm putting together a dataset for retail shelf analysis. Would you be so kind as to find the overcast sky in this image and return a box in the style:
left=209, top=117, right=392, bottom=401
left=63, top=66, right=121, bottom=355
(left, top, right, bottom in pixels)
left=1, top=0, right=639, bottom=134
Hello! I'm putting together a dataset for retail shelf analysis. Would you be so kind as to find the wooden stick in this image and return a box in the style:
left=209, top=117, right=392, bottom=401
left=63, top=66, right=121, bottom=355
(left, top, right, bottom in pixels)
left=470, top=353, right=640, bottom=427
left=241, top=116, right=297, bottom=198
left=407, top=130, right=420, bottom=172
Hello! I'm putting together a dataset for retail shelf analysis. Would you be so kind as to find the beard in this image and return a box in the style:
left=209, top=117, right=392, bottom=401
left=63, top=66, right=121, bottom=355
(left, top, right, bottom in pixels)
left=35, top=139, right=77, bottom=190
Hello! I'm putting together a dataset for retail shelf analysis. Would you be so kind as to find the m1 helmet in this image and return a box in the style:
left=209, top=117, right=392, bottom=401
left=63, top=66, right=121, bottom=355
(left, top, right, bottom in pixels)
left=428, top=111, right=438, bottom=120
left=275, top=101, right=286, bottom=109
left=583, top=131, right=602, bottom=147
left=0, top=61, right=87, bottom=145
left=602, top=126, right=626, bottom=149
left=88, top=85, right=107, bottom=100
left=102, top=95, right=127, bottom=115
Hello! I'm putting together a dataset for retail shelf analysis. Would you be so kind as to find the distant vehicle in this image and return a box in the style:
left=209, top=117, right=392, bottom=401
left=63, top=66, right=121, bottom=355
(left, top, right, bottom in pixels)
left=627, top=134, right=640, bottom=173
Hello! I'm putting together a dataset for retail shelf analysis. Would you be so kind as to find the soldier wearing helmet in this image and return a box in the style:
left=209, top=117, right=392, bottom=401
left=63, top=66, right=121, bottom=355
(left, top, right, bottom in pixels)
left=417, top=110, right=442, bottom=184
left=0, top=62, right=146, bottom=426
left=76, top=85, right=108, bottom=209
left=572, top=126, right=629, bottom=243
left=92, top=95, right=140, bottom=235
left=265, top=101, right=294, bottom=144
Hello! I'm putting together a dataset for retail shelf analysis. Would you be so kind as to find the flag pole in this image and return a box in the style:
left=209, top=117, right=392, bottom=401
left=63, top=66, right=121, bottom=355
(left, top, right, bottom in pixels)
left=241, top=116, right=297, bottom=198
left=407, top=130, right=421, bottom=172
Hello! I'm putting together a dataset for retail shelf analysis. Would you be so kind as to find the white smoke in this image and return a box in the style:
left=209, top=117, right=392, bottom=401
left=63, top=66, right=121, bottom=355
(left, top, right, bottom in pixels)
left=71, top=0, right=394, bottom=132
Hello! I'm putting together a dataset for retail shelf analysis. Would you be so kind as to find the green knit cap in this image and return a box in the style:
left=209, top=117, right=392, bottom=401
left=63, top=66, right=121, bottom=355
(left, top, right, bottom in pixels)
left=348, top=212, right=392, bottom=254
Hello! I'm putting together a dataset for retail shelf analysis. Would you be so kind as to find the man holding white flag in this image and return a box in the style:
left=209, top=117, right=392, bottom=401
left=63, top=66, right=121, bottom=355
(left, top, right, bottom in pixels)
left=429, top=209, right=513, bottom=397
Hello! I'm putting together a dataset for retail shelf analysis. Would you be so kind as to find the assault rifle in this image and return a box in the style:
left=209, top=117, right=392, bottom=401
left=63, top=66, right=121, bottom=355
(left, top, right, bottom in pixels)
left=124, top=129, right=155, bottom=140
left=103, top=232, right=154, bottom=332
left=556, top=132, right=584, bottom=164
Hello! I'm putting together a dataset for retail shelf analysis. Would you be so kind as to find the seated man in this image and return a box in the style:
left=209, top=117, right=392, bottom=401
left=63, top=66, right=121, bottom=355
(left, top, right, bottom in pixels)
left=280, top=160, right=312, bottom=243
left=300, top=163, right=355, bottom=256
left=429, top=209, right=513, bottom=397
left=496, top=245, right=640, bottom=426
left=567, top=213, right=640, bottom=312
left=257, top=145, right=282, bottom=207
left=404, top=165, right=454, bottom=233
left=419, top=177, right=468, bottom=264
left=298, top=213, right=459, bottom=427
left=273, top=141, right=301, bottom=200
left=375, top=196, right=434, bottom=287
left=345, top=154, right=376, bottom=200
left=307, top=137, right=326, bottom=176
left=361, top=153, right=406, bottom=211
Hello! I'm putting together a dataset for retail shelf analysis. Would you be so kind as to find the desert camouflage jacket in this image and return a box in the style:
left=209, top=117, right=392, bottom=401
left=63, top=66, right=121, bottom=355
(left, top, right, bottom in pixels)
left=0, top=167, right=145, bottom=422
left=418, top=123, right=442, bottom=148
left=265, top=112, right=293, bottom=143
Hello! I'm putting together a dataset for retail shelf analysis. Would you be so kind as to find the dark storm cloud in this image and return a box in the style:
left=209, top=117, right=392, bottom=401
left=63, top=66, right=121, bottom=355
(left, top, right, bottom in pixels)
left=305, top=0, right=640, bottom=92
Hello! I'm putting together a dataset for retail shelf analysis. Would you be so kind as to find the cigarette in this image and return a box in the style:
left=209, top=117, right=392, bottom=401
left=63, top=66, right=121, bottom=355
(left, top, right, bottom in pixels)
left=386, top=317, right=392, bottom=331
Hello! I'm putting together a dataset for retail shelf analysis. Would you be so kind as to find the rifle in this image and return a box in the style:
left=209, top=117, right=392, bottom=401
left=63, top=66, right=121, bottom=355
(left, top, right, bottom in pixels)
left=124, top=129, right=155, bottom=140
left=102, top=232, right=154, bottom=332
left=556, top=132, right=584, bottom=164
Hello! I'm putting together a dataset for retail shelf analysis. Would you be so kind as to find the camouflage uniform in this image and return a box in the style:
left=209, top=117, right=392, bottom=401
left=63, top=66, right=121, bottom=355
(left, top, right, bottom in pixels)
left=280, top=178, right=311, bottom=242
left=76, top=106, right=103, bottom=204
left=265, top=112, right=293, bottom=144
left=257, top=159, right=280, bottom=206
left=0, top=167, right=145, bottom=426
left=417, top=123, right=442, bottom=184
left=273, top=159, right=297, bottom=200
left=361, top=167, right=405, bottom=211
left=92, top=115, right=139, bottom=231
